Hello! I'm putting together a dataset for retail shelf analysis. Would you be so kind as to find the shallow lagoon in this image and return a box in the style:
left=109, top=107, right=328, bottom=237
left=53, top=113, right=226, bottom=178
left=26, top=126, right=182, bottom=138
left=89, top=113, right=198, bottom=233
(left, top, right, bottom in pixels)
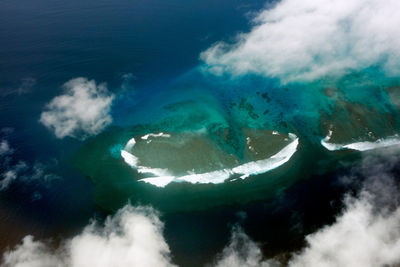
left=71, top=67, right=400, bottom=213
left=2, top=0, right=400, bottom=265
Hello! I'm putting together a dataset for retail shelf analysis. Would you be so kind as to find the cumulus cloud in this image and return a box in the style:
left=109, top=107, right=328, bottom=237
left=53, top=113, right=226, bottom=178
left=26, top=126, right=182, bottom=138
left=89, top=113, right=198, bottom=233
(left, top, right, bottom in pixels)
left=213, top=148, right=400, bottom=267
left=201, top=0, right=400, bottom=82
left=1, top=206, right=176, bottom=267
left=4, top=148, right=400, bottom=267
left=214, top=189, right=400, bottom=267
left=289, top=167, right=400, bottom=267
left=4, top=175, right=400, bottom=267
left=289, top=195, right=400, bottom=267
left=289, top=148, right=400, bottom=267
left=39, top=78, right=114, bottom=140
left=213, top=227, right=279, bottom=267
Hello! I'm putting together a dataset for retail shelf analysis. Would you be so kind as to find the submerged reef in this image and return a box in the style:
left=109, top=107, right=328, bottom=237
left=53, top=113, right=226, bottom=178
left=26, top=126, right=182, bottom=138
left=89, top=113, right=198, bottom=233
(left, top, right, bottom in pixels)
left=72, top=68, right=400, bottom=212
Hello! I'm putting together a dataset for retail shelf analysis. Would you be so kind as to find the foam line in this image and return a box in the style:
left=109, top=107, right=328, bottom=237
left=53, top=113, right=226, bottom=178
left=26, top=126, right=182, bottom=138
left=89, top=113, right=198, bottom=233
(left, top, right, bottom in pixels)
left=127, top=134, right=299, bottom=187
left=321, top=133, right=400, bottom=152
left=129, top=131, right=400, bottom=188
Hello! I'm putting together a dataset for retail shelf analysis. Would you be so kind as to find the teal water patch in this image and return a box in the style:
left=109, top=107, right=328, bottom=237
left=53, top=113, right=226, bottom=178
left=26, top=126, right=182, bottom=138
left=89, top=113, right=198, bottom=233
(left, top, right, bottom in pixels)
left=109, top=144, right=124, bottom=159
left=72, top=126, right=311, bottom=212
left=72, top=67, right=400, bottom=213
left=120, top=129, right=299, bottom=187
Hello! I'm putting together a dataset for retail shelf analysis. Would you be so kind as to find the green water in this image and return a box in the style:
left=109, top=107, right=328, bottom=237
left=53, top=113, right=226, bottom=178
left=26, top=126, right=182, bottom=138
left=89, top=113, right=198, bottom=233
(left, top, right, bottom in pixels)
left=72, top=68, right=400, bottom=213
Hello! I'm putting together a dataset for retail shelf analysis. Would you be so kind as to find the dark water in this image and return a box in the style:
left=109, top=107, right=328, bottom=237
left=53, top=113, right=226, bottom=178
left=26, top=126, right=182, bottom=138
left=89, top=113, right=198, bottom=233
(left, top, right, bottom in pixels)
left=0, top=0, right=266, bottom=257
left=1, top=0, right=400, bottom=266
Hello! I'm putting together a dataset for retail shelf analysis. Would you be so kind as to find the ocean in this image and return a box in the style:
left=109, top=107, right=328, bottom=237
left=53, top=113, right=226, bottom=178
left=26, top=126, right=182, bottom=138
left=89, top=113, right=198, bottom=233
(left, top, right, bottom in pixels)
left=1, top=0, right=400, bottom=266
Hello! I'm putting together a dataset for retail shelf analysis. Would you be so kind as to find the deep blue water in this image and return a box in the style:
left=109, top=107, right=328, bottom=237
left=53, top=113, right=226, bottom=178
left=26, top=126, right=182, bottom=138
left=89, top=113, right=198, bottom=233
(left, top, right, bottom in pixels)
left=1, top=0, right=400, bottom=266
left=0, top=0, right=268, bottom=259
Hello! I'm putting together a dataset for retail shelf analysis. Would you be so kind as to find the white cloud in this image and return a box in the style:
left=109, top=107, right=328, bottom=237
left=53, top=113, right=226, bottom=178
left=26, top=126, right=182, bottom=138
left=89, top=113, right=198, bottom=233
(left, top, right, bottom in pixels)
left=289, top=149, right=400, bottom=267
left=4, top=149, right=400, bottom=267
left=2, top=206, right=177, bottom=267
left=213, top=148, right=400, bottom=267
left=4, top=182, right=400, bottom=267
left=2, top=236, right=65, bottom=267
left=39, top=78, right=114, bottom=140
left=213, top=227, right=279, bottom=267
left=212, top=191, right=400, bottom=267
left=289, top=193, right=400, bottom=267
left=201, top=0, right=400, bottom=83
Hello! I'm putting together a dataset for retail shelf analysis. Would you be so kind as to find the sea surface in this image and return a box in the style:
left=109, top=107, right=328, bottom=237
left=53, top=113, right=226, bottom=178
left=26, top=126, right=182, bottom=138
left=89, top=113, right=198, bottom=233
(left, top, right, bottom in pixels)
left=1, top=0, right=400, bottom=266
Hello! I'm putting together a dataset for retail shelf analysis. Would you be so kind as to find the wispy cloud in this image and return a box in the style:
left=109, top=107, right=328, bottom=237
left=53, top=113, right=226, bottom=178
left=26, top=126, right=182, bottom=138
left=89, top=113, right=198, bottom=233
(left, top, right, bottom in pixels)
left=0, top=140, right=13, bottom=157
left=202, top=0, right=400, bottom=83
left=39, top=78, right=114, bottom=140
left=16, top=77, right=36, bottom=95
left=0, top=77, right=36, bottom=97
left=0, top=161, right=28, bottom=190
left=0, top=133, right=59, bottom=191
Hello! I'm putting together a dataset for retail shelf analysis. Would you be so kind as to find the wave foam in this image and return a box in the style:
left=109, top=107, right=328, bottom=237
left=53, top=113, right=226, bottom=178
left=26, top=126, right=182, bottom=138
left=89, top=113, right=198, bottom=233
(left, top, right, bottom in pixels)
left=232, top=137, right=299, bottom=178
left=321, top=133, right=400, bottom=151
left=141, top=132, right=171, bottom=140
left=121, top=133, right=299, bottom=187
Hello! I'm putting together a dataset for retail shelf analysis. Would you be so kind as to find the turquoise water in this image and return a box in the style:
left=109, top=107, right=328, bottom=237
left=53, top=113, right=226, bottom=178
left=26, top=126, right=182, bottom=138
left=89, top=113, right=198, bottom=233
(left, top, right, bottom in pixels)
left=0, top=0, right=267, bottom=255
left=2, top=0, right=400, bottom=265
left=71, top=66, right=400, bottom=213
